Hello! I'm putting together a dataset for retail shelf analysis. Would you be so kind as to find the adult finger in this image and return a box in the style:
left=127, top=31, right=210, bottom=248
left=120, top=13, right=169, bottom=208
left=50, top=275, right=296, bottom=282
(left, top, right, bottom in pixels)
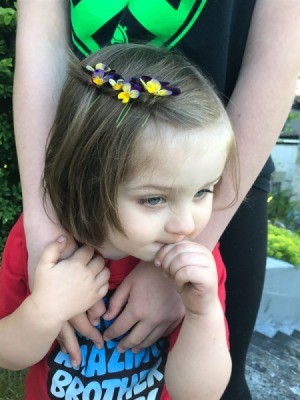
left=102, top=281, right=130, bottom=321
left=118, top=318, right=182, bottom=353
left=118, top=322, right=172, bottom=353
left=103, top=307, right=136, bottom=342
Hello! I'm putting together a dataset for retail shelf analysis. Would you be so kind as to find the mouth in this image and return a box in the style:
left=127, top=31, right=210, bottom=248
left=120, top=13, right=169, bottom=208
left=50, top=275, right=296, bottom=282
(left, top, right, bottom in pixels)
left=155, top=241, right=175, bottom=247
left=156, top=237, right=185, bottom=246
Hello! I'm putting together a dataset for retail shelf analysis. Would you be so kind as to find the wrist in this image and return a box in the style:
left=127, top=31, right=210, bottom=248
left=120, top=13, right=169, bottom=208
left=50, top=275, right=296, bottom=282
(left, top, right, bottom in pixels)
left=25, top=295, right=63, bottom=336
left=184, top=299, right=223, bottom=321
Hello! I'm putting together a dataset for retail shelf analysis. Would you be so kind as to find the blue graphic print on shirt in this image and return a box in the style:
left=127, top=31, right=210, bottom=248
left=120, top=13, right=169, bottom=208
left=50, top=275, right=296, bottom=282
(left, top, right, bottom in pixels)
left=47, top=293, right=169, bottom=399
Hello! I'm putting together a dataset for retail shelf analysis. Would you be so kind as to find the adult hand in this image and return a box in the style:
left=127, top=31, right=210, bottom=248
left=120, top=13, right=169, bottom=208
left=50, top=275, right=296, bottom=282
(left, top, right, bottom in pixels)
left=101, top=261, right=185, bottom=353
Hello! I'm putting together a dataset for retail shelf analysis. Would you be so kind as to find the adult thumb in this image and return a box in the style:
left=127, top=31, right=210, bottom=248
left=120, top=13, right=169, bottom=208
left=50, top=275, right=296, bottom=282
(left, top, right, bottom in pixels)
left=39, top=236, right=68, bottom=266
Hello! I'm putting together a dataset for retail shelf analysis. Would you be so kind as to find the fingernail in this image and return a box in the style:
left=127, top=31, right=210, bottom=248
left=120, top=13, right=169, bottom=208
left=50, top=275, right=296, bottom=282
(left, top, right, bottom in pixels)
left=154, top=260, right=161, bottom=267
left=95, top=342, right=103, bottom=349
left=102, top=312, right=109, bottom=320
left=57, top=236, right=66, bottom=243
left=71, top=359, right=78, bottom=368
left=92, top=319, right=100, bottom=326
left=132, top=348, right=140, bottom=354
left=117, top=347, right=125, bottom=353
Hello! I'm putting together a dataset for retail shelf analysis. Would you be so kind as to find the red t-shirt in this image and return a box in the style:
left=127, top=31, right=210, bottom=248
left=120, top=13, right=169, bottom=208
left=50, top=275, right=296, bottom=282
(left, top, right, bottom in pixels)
left=0, top=216, right=228, bottom=399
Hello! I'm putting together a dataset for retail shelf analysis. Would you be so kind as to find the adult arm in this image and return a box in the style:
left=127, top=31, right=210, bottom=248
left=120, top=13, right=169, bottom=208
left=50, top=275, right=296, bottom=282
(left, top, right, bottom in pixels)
left=14, top=1, right=109, bottom=356
left=14, top=0, right=184, bottom=357
left=14, top=0, right=73, bottom=286
left=197, top=0, right=300, bottom=249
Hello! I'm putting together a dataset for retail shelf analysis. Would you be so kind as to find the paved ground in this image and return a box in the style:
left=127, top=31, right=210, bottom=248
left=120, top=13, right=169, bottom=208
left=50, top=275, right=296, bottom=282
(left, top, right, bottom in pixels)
left=246, top=330, right=300, bottom=400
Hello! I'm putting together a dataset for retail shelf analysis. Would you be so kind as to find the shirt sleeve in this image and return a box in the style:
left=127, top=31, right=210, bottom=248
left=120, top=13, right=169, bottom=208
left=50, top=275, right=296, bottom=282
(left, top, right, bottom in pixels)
left=0, top=215, right=29, bottom=318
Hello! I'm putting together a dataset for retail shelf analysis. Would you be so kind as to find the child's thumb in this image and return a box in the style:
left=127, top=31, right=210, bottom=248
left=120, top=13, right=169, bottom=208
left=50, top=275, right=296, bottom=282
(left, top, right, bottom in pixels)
left=39, top=236, right=67, bottom=266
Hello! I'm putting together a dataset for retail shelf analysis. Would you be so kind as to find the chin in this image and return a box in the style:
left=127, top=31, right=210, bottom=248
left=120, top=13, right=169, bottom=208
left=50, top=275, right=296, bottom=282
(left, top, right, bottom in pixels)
left=138, top=254, right=156, bottom=262
left=134, top=247, right=161, bottom=262
left=97, top=247, right=128, bottom=260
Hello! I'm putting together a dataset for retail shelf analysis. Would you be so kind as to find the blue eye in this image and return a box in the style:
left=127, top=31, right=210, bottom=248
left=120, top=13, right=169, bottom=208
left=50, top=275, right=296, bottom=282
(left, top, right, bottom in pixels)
left=138, top=197, right=164, bottom=206
left=194, top=189, right=213, bottom=199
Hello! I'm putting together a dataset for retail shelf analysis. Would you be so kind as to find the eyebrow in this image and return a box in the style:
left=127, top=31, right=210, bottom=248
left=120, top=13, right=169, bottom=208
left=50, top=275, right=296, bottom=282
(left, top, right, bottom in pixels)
left=130, top=176, right=221, bottom=191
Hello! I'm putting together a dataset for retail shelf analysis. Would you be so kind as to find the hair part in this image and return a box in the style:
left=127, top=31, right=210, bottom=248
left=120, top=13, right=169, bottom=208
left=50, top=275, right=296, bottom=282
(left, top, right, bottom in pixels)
left=43, top=43, right=236, bottom=247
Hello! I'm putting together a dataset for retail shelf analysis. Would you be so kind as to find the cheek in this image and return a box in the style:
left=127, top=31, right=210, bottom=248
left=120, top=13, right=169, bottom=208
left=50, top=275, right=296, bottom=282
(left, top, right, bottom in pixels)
left=119, top=212, right=155, bottom=241
left=122, top=213, right=165, bottom=245
left=195, top=201, right=213, bottom=231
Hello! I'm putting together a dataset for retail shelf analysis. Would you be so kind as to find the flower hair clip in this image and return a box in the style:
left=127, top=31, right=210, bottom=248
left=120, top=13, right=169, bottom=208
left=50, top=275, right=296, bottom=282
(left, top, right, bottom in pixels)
left=84, top=63, right=181, bottom=103
left=85, top=63, right=113, bottom=87
left=117, top=81, right=141, bottom=104
left=140, top=76, right=181, bottom=97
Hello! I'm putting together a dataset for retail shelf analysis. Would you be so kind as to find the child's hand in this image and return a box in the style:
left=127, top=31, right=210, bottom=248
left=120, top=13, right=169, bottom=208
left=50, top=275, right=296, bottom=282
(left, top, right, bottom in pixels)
left=30, top=237, right=110, bottom=327
left=155, top=241, right=218, bottom=316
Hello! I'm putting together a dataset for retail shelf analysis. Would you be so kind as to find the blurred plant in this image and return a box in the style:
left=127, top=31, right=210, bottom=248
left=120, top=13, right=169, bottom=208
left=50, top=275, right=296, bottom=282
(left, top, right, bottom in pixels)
left=268, top=189, right=300, bottom=231
left=0, top=1, right=22, bottom=256
left=281, top=110, right=300, bottom=135
left=268, top=224, right=300, bottom=266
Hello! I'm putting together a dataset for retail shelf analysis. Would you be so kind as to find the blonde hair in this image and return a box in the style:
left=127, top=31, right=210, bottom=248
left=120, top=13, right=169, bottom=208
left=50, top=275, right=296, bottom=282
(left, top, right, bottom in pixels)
left=43, top=43, right=235, bottom=247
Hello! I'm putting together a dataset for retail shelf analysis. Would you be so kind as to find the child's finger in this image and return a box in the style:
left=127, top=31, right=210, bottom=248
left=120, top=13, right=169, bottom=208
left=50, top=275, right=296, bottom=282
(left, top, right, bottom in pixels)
left=154, top=242, right=177, bottom=267
left=87, top=299, right=107, bottom=326
left=158, top=242, right=199, bottom=274
left=87, top=256, right=106, bottom=276
left=88, top=259, right=110, bottom=298
left=172, top=265, right=198, bottom=290
left=38, top=236, right=67, bottom=266
left=68, top=245, right=94, bottom=264
left=69, top=312, right=104, bottom=349
left=167, top=252, right=210, bottom=278
left=57, top=322, right=81, bottom=368
left=156, top=241, right=209, bottom=268
left=96, top=276, right=110, bottom=299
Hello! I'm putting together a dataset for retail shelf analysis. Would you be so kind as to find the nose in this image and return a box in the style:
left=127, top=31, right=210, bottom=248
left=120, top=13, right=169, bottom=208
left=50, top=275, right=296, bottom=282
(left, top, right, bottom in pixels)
left=165, top=208, right=196, bottom=238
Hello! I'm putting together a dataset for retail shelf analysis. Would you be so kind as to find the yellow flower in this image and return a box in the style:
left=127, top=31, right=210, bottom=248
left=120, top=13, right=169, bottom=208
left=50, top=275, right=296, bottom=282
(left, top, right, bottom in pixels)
left=109, top=78, right=124, bottom=91
left=85, top=63, right=111, bottom=87
left=92, top=75, right=105, bottom=86
left=95, top=63, right=111, bottom=72
left=118, top=82, right=140, bottom=103
left=140, top=78, right=172, bottom=96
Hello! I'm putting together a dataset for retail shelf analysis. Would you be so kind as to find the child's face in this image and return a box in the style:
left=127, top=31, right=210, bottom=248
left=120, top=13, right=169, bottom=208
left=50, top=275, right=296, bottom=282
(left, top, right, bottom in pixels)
left=99, top=123, right=231, bottom=261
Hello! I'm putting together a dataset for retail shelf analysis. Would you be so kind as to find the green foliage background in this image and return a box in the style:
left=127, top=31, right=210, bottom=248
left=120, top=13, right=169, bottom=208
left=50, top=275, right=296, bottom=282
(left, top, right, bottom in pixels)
left=268, top=224, right=300, bottom=266
left=268, top=189, right=300, bottom=233
left=0, top=1, right=22, bottom=256
left=0, top=6, right=25, bottom=400
left=0, top=6, right=25, bottom=398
